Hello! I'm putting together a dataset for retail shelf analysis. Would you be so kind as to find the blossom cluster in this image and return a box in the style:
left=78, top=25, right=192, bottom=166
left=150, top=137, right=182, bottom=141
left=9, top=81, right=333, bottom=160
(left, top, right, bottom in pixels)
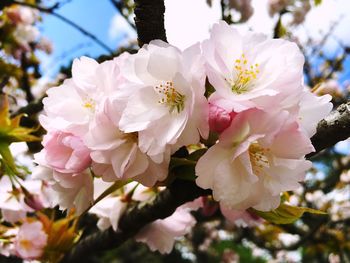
left=17, top=20, right=332, bottom=256
left=268, top=0, right=312, bottom=25
left=0, top=176, right=49, bottom=259
left=1, top=4, right=52, bottom=58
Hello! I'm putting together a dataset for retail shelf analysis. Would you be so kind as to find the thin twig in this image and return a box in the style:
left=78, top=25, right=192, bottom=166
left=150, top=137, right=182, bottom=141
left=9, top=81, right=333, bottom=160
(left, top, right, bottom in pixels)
left=109, top=0, right=136, bottom=30
left=12, top=0, right=114, bottom=54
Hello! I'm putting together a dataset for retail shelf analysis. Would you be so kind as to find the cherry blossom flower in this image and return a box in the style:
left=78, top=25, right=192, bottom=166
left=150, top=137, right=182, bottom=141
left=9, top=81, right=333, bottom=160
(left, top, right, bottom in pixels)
left=202, top=21, right=304, bottom=113
left=32, top=164, right=93, bottom=215
left=0, top=228, right=17, bottom=257
left=40, top=56, right=125, bottom=137
left=220, top=205, right=262, bottom=227
left=298, top=89, right=332, bottom=137
left=0, top=177, right=49, bottom=224
left=135, top=203, right=198, bottom=254
left=196, top=109, right=314, bottom=211
left=40, top=131, right=91, bottom=174
left=118, top=41, right=209, bottom=162
left=85, top=106, right=168, bottom=186
left=14, top=221, right=47, bottom=260
left=90, top=182, right=201, bottom=254
left=89, top=179, right=130, bottom=231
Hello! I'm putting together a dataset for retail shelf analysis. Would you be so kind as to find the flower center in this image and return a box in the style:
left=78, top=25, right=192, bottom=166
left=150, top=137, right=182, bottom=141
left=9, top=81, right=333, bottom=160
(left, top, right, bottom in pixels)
left=82, top=97, right=96, bottom=111
left=227, top=54, right=260, bottom=94
left=155, top=81, right=186, bottom=113
left=19, top=239, right=33, bottom=250
left=121, top=132, right=138, bottom=143
left=248, top=142, right=269, bottom=176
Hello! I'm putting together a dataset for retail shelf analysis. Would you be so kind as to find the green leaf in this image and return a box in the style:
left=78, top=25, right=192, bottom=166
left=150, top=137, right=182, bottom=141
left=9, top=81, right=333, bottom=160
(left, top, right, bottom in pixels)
left=249, top=203, right=327, bottom=224
left=0, top=95, right=39, bottom=144
left=0, top=142, right=17, bottom=175
left=314, top=0, right=322, bottom=6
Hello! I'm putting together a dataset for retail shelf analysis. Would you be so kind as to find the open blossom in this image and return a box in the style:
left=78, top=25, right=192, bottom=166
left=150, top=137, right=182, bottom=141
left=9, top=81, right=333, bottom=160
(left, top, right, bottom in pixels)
left=40, top=56, right=125, bottom=137
left=196, top=109, right=314, bottom=211
left=90, top=181, right=201, bottom=254
left=85, top=100, right=169, bottom=186
left=202, top=21, right=304, bottom=113
left=89, top=194, right=127, bottom=231
left=0, top=229, right=17, bottom=257
left=7, top=6, right=38, bottom=25
left=32, top=164, right=93, bottom=215
left=118, top=41, right=209, bottom=161
left=40, top=131, right=91, bottom=174
left=135, top=202, right=199, bottom=254
left=14, top=221, right=47, bottom=260
left=298, top=89, right=332, bottom=137
left=0, top=177, right=49, bottom=224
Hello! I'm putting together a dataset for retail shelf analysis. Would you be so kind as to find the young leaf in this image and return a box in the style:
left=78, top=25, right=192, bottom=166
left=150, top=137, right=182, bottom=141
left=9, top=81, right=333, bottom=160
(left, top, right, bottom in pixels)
left=0, top=95, right=39, bottom=144
left=249, top=203, right=327, bottom=224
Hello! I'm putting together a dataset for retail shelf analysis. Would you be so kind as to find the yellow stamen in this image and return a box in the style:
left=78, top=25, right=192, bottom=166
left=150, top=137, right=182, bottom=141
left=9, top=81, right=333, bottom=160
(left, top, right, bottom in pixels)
left=155, top=81, right=186, bottom=113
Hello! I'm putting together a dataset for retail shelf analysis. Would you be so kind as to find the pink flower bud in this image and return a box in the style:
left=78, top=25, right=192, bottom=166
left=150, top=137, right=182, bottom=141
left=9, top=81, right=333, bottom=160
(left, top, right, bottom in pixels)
left=209, top=103, right=235, bottom=133
left=43, top=131, right=91, bottom=173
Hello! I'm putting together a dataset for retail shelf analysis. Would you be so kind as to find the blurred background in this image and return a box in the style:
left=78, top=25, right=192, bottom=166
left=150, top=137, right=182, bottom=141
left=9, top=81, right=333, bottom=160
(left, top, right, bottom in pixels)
left=1, top=0, right=350, bottom=262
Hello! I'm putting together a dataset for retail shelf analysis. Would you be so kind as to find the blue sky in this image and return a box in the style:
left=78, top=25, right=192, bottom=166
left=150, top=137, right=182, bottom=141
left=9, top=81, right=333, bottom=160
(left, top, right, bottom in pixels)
left=37, top=0, right=133, bottom=77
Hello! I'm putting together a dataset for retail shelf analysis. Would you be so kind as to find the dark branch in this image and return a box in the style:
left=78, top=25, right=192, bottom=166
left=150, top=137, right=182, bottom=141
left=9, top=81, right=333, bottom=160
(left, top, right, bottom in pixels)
left=11, top=96, right=44, bottom=118
left=134, top=0, right=167, bottom=46
left=308, top=101, right=350, bottom=158
left=20, top=54, right=34, bottom=102
left=61, top=180, right=210, bottom=262
left=12, top=0, right=114, bottom=54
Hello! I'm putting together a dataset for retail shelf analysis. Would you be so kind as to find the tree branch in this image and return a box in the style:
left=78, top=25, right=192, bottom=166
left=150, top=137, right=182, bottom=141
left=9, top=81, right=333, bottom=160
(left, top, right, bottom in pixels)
left=134, top=0, right=167, bottom=46
left=11, top=96, right=44, bottom=118
left=308, top=101, right=350, bottom=158
left=61, top=180, right=210, bottom=262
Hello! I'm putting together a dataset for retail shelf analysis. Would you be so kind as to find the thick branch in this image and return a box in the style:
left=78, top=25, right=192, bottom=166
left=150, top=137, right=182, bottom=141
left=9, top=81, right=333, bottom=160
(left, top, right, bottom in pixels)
left=11, top=96, right=44, bottom=118
left=308, top=101, right=350, bottom=158
left=134, top=0, right=167, bottom=46
left=61, top=180, right=210, bottom=263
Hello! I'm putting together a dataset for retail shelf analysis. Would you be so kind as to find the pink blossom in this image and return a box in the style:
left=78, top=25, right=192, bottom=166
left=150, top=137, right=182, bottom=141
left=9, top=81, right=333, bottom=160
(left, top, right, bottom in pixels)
left=202, top=21, right=304, bottom=114
left=85, top=109, right=168, bottom=186
left=32, top=163, right=93, bottom=215
left=41, top=131, right=91, bottom=174
left=298, top=89, right=332, bottom=137
left=220, top=205, right=262, bottom=227
left=135, top=201, right=200, bottom=254
left=40, top=56, right=125, bottom=137
left=117, top=41, right=209, bottom=161
left=14, top=221, right=47, bottom=260
left=196, top=109, right=314, bottom=211
left=0, top=177, right=49, bottom=224
left=209, top=103, right=236, bottom=133
left=0, top=228, right=17, bottom=257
